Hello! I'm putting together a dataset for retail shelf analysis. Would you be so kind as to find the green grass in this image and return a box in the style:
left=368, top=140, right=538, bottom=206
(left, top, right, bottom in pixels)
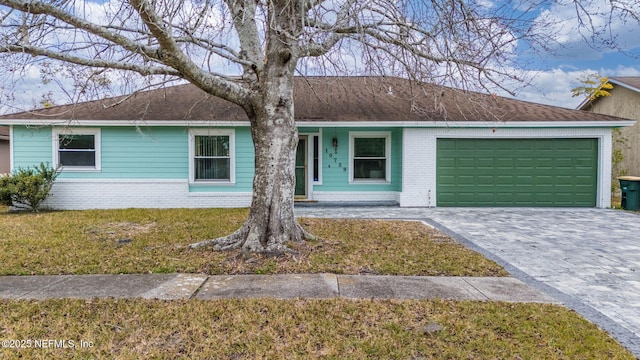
left=0, top=207, right=635, bottom=358
left=0, top=208, right=507, bottom=276
left=1, top=298, right=635, bottom=359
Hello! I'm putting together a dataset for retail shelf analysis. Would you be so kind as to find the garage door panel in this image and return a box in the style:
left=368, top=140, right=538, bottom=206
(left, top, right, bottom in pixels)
left=458, top=175, right=476, bottom=185
left=457, top=158, right=476, bottom=168
left=437, top=139, right=597, bottom=207
left=476, top=158, right=494, bottom=168
left=495, top=175, right=515, bottom=185
left=494, top=158, right=514, bottom=167
left=555, top=158, right=574, bottom=168
left=439, top=157, right=456, bottom=167
left=515, top=175, right=533, bottom=184
left=535, top=158, right=554, bottom=168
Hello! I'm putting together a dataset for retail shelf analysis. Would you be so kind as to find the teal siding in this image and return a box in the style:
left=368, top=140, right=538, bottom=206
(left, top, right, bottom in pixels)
left=12, top=125, right=401, bottom=194
left=12, top=126, right=53, bottom=168
left=314, top=127, right=402, bottom=192
left=100, top=127, right=187, bottom=179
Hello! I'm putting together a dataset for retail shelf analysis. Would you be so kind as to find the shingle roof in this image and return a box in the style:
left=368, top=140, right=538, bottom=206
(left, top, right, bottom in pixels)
left=0, top=76, right=628, bottom=123
left=610, top=77, right=640, bottom=91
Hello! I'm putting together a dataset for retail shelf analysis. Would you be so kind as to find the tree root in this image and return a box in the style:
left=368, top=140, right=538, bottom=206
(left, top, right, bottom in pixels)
left=189, top=222, right=315, bottom=254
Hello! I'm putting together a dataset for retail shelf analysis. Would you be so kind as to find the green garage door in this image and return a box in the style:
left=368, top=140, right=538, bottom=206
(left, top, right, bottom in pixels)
left=437, top=139, right=598, bottom=207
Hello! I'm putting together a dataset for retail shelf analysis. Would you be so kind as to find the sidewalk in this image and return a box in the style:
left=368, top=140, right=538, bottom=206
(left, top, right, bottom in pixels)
left=0, top=273, right=557, bottom=302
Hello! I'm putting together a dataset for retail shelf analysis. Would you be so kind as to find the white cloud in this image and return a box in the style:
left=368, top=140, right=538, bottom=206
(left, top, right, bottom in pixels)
left=502, top=64, right=640, bottom=109
left=533, top=0, right=640, bottom=60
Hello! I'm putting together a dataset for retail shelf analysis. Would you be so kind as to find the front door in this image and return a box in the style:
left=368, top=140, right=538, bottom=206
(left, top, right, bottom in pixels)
left=295, top=136, right=308, bottom=199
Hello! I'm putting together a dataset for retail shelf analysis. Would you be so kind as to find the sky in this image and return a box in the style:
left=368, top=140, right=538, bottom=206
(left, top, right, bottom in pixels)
left=1, top=0, right=639, bottom=113
left=511, top=50, right=640, bottom=109
left=503, top=0, right=640, bottom=108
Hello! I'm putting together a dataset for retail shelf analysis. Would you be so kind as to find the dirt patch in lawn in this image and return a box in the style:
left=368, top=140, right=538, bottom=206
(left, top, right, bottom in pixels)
left=86, top=222, right=157, bottom=243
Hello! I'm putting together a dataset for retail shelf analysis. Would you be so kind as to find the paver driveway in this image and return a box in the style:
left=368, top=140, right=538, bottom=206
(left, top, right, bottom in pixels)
left=295, top=206, right=640, bottom=356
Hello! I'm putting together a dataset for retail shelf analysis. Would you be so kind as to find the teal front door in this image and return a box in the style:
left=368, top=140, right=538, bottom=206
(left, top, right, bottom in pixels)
left=295, top=136, right=308, bottom=198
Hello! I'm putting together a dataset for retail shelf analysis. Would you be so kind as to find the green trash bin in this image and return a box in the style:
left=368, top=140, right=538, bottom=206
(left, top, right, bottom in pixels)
left=619, top=176, right=640, bottom=211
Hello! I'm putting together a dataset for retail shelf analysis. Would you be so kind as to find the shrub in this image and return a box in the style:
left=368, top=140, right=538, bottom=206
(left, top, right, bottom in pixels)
left=0, top=174, right=12, bottom=206
left=0, top=163, right=60, bottom=212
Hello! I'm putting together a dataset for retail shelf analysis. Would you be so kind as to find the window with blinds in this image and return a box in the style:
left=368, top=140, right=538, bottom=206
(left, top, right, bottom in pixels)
left=194, top=135, right=231, bottom=181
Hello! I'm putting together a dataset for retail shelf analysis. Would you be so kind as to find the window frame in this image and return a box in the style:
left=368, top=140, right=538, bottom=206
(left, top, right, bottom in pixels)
left=189, top=129, right=236, bottom=184
left=52, top=128, right=101, bottom=171
left=348, top=131, right=391, bottom=184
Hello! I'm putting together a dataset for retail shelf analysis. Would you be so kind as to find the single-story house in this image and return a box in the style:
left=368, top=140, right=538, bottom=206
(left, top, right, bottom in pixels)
left=0, top=76, right=634, bottom=209
left=579, top=77, right=640, bottom=179
left=0, top=126, right=9, bottom=175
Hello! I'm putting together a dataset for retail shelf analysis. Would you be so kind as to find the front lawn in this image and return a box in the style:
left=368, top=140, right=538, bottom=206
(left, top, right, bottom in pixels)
left=0, top=298, right=635, bottom=359
left=0, top=208, right=506, bottom=276
left=0, top=207, right=636, bottom=359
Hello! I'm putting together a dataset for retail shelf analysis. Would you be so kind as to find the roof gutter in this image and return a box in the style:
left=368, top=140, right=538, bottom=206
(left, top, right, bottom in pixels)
left=610, top=78, right=640, bottom=93
left=0, top=119, right=635, bottom=128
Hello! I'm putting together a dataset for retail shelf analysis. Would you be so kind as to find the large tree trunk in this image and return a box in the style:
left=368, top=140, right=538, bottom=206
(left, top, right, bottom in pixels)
left=190, top=77, right=312, bottom=253
left=190, top=2, right=312, bottom=253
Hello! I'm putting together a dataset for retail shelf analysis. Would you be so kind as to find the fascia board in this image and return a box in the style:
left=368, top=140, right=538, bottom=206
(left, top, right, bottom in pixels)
left=0, top=119, right=636, bottom=128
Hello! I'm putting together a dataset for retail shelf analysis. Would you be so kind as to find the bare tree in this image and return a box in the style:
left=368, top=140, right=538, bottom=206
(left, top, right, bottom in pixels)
left=1, top=0, right=637, bottom=252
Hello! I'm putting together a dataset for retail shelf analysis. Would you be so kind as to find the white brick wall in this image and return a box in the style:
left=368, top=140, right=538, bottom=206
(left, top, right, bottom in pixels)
left=400, top=127, right=613, bottom=208
left=311, top=191, right=399, bottom=203
left=45, top=179, right=252, bottom=210
left=400, top=128, right=436, bottom=207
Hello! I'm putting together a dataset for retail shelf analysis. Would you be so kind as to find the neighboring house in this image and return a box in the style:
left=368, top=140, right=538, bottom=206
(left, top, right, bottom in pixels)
left=579, top=77, right=640, bottom=180
left=0, top=126, right=9, bottom=175
left=0, top=77, right=634, bottom=209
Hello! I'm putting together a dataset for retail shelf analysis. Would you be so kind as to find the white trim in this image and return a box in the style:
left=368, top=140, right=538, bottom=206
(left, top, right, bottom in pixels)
left=9, top=125, right=14, bottom=172
left=52, top=127, right=101, bottom=171
left=609, top=78, right=640, bottom=94
left=0, top=119, right=252, bottom=127
left=348, top=131, right=391, bottom=184
left=55, top=178, right=185, bottom=184
left=299, top=131, right=323, bottom=201
left=1, top=119, right=635, bottom=128
left=188, top=128, right=236, bottom=185
left=313, top=130, right=323, bottom=185
left=298, top=121, right=637, bottom=128
left=187, top=191, right=253, bottom=198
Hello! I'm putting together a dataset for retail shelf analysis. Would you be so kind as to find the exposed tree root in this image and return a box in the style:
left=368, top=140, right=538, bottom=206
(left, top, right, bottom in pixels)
left=189, top=221, right=315, bottom=255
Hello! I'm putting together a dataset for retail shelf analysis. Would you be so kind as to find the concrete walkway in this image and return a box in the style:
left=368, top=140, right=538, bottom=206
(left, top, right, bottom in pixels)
left=297, top=206, right=640, bottom=357
left=0, top=273, right=554, bottom=302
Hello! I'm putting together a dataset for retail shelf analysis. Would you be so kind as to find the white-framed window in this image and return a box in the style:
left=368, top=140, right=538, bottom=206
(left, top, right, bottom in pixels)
left=53, top=128, right=101, bottom=171
left=189, top=129, right=235, bottom=184
left=349, top=131, right=391, bottom=183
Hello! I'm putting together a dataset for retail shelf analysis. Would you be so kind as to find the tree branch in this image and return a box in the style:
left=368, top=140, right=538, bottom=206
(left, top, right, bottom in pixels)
left=0, top=44, right=180, bottom=76
left=0, top=0, right=159, bottom=60
left=129, top=0, right=251, bottom=104
left=224, top=0, right=264, bottom=76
